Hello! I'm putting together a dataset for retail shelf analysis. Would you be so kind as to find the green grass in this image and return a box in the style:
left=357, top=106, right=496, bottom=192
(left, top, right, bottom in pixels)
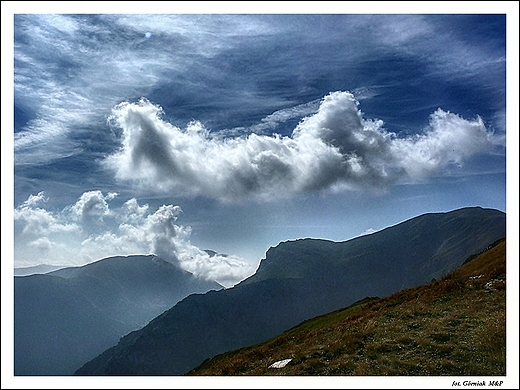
left=188, top=239, right=506, bottom=376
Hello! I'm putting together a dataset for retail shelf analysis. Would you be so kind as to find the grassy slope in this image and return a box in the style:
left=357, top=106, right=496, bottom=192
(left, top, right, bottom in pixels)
left=188, top=239, right=506, bottom=376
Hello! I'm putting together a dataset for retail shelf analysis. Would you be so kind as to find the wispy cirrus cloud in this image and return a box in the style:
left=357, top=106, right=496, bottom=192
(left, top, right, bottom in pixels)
left=13, top=14, right=282, bottom=166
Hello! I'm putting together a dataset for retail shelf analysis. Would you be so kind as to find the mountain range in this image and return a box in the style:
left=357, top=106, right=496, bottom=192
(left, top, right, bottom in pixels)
left=14, top=264, right=66, bottom=276
left=14, top=255, right=222, bottom=375
left=74, top=206, right=506, bottom=375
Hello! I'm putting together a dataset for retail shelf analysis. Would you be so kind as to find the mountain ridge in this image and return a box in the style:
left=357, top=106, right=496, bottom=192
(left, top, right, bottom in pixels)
left=248, top=206, right=502, bottom=283
left=14, top=264, right=67, bottom=276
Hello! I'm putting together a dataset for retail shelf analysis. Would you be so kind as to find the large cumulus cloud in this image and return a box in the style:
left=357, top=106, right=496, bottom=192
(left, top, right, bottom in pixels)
left=105, top=91, right=498, bottom=201
left=14, top=191, right=254, bottom=287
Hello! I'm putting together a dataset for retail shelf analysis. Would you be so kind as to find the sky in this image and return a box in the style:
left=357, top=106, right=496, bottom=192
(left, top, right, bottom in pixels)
left=2, top=2, right=519, bottom=389
left=3, top=4, right=518, bottom=289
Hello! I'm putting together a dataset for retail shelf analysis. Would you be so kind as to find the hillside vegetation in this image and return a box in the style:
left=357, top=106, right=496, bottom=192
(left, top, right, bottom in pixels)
left=189, top=238, right=506, bottom=376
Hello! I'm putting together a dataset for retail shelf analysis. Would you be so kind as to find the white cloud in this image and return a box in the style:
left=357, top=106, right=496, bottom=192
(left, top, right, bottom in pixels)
left=14, top=192, right=80, bottom=236
left=13, top=15, right=172, bottom=165
left=391, top=109, right=495, bottom=179
left=120, top=198, right=149, bottom=223
left=105, top=91, right=498, bottom=201
left=177, top=249, right=253, bottom=289
left=79, top=202, right=256, bottom=286
left=14, top=191, right=254, bottom=286
left=28, top=237, right=52, bottom=252
left=20, top=191, right=47, bottom=208
left=67, top=190, right=117, bottom=222
left=238, top=99, right=322, bottom=136
left=12, top=14, right=285, bottom=167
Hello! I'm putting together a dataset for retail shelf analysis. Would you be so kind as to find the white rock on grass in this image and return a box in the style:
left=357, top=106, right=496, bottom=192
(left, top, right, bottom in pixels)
left=269, top=358, right=292, bottom=369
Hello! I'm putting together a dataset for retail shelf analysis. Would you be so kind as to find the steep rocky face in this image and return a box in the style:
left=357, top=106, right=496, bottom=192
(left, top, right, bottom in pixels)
left=75, top=207, right=505, bottom=376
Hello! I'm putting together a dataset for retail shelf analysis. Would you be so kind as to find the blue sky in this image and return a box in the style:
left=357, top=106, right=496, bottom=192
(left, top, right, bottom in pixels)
left=4, top=4, right=518, bottom=288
